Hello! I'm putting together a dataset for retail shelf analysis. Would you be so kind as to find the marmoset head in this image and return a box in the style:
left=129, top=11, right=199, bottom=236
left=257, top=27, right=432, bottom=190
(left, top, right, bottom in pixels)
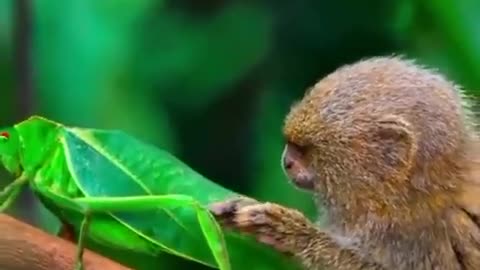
left=281, top=57, right=467, bottom=199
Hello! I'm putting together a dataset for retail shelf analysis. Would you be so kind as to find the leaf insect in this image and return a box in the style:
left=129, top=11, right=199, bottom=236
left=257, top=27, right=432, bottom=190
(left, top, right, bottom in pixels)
left=0, top=116, right=231, bottom=270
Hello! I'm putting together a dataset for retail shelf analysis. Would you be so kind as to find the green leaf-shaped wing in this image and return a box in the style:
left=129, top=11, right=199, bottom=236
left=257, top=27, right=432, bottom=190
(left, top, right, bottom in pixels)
left=60, top=126, right=300, bottom=270
left=10, top=116, right=300, bottom=269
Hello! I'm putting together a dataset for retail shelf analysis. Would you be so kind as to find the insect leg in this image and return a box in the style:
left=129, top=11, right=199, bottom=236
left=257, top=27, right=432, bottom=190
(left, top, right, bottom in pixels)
left=72, top=194, right=196, bottom=211
left=33, top=189, right=91, bottom=270
left=72, top=195, right=231, bottom=270
left=74, top=213, right=91, bottom=270
left=0, top=186, right=22, bottom=211
left=0, top=173, right=28, bottom=211
left=0, top=173, right=28, bottom=198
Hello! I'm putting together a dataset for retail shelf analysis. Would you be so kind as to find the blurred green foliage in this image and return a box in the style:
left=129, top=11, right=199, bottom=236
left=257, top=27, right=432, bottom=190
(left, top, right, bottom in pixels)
left=1, top=0, right=480, bottom=269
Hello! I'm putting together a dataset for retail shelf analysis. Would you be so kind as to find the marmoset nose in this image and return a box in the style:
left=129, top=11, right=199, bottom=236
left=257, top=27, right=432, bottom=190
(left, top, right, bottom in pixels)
left=284, top=155, right=294, bottom=169
left=281, top=144, right=294, bottom=170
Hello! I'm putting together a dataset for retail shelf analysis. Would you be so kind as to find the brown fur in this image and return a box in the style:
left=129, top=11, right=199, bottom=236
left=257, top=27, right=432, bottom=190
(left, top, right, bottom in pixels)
left=210, top=56, right=480, bottom=269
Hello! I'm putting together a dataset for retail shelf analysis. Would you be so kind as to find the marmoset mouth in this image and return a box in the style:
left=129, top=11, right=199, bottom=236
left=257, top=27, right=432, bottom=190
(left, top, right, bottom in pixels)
left=289, top=172, right=314, bottom=190
left=281, top=144, right=315, bottom=191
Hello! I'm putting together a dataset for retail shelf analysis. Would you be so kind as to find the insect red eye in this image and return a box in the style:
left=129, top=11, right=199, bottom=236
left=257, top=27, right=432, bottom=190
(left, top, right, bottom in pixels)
left=0, top=131, right=10, bottom=139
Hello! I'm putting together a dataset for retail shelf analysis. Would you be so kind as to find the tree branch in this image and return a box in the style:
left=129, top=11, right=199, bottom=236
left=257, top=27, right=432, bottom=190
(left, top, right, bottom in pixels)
left=0, top=214, right=131, bottom=270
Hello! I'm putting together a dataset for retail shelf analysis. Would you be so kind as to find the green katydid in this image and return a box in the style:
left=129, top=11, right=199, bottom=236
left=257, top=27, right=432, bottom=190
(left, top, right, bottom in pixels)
left=0, top=115, right=233, bottom=270
left=0, top=116, right=302, bottom=270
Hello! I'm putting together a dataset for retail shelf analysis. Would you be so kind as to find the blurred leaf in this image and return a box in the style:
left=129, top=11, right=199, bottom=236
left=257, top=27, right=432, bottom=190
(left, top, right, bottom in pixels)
left=425, top=0, right=480, bottom=88
left=0, top=0, right=12, bottom=50
left=33, top=0, right=161, bottom=123
left=33, top=0, right=176, bottom=154
left=96, top=85, right=178, bottom=154
left=132, top=2, right=273, bottom=110
left=392, top=0, right=480, bottom=93
left=391, top=0, right=415, bottom=41
left=0, top=0, right=14, bottom=123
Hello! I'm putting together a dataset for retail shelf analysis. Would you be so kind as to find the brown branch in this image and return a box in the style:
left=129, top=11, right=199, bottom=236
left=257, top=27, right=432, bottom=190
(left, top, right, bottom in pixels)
left=0, top=214, right=132, bottom=270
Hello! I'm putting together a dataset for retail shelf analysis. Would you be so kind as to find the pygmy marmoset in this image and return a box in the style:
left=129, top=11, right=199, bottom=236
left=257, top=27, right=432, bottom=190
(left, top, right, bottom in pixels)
left=210, top=56, right=480, bottom=270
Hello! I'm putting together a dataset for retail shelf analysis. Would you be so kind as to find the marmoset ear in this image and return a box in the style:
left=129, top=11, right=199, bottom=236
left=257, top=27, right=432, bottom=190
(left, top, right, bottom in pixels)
left=372, top=114, right=417, bottom=174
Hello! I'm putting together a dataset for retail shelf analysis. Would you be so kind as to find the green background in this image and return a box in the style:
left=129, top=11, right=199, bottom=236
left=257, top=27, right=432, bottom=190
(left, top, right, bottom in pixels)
left=1, top=0, right=480, bottom=269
